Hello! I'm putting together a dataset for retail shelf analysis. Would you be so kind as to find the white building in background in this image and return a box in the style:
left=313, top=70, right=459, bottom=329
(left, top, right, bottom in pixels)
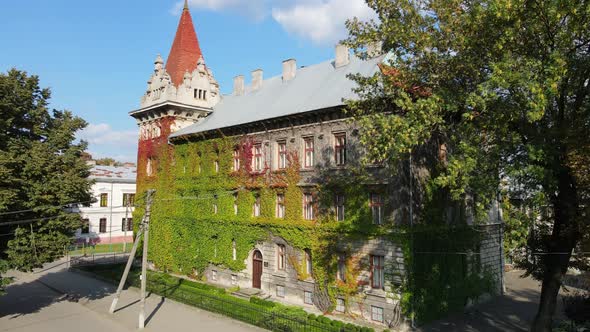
left=75, top=165, right=137, bottom=244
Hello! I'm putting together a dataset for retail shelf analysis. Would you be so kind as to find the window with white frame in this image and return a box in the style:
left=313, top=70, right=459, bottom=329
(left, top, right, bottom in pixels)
left=233, top=148, right=240, bottom=171
left=303, top=137, right=314, bottom=168
left=371, top=306, right=384, bottom=322
left=253, top=143, right=263, bottom=172
left=276, top=285, right=285, bottom=297
left=303, top=193, right=314, bottom=220
left=304, top=291, right=313, bottom=304
left=146, top=158, right=153, bottom=176
left=335, top=298, right=345, bottom=313
left=337, top=254, right=346, bottom=282
left=231, top=274, right=238, bottom=285
left=334, top=133, right=346, bottom=166
left=335, top=194, right=345, bottom=221
left=276, top=193, right=285, bottom=218
left=81, top=218, right=90, bottom=234
left=253, top=196, right=261, bottom=217
left=212, top=270, right=217, bottom=281
left=371, top=255, right=385, bottom=289
left=277, top=140, right=287, bottom=169
left=370, top=193, right=383, bottom=225
left=277, top=244, right=286, bottom=270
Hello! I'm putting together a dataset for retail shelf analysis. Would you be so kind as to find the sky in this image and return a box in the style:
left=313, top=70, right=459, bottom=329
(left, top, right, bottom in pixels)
left=0, top=0, right=376, bottom=163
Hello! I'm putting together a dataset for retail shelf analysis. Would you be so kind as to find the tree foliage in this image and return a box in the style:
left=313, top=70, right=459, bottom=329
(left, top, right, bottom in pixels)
left=345, top=0, right=590, bottom=330
left=0, top=69, right=93, bottom=273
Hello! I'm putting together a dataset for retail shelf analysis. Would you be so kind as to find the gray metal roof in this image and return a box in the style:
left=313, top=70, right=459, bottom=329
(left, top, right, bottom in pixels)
left=170, top=54, right=384, bottom=139
left=90, top=166, right=137, bottom=183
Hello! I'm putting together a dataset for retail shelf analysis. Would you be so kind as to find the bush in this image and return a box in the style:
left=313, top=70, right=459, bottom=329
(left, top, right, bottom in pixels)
left=563, top=292, right=590, bottom=323
left=250, top=296, right=277, bottom=308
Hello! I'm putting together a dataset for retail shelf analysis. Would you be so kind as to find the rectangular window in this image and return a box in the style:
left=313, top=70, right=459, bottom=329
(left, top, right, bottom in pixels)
left=81, top=218, right=90, bottom=234
left=232, top=239, right=237, bottom=260
left=370, top=193, right=383, bottom=225
left=233, top=193, right=238, bottom=215
left=304, top=291, right=313, bottom=304
left=233, top=148, right=240, bottom=171
left=231, top=274, right=238, bottom=285
left=276, top=285, right=285, bottom=298
left=336, top=298, right=345, bottom=313
left=303, top=193, right=314, bottom=220
left=253, top=196, right=261, bottom=217
left=276, top=194, right=285, bottom=219
left=100, top=193, right=108, bottom=207
left=212, top=270, right=217, bottom=281
left=334, top=133, right=346, bottom=166
left=121, top=218, right=133, bottom=232
left=123, top=193, right=135, bottom=207
left=213, top=202, right=218, bottom=214
left=99, top=218, right=107, bottom=233
left=371, top=306, right=384, bottom=322
left=277, top=141, right=287, bottom=169
left=214, top=160, right=219, bottom=173
left=253, top=143, right=263, bottom=172
left=305, top=249, right=312, bottom=275
left=337, top=254, right=346, bottom=282
left=371, top=255, right=385, bottom=289
left=277, top=244, right=286, bottom=270
left=335, top=194, right=345, bottom=221
left=303, top=137, right=314, bottom=168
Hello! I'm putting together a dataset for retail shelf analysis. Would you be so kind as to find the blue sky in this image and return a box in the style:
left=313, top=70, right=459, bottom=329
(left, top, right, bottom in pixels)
left=0, top=0, right=374, bottom=162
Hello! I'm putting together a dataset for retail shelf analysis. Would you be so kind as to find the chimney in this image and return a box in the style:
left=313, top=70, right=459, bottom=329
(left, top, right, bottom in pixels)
left=367, top=41, right=383, bottom=58
left=335, top=44, right=350, bottom=68
left=233, top=75, right=244, bottom=96
left=282, top=59, right=296, bottom=82
left=251, top=69, right=263, bottom=91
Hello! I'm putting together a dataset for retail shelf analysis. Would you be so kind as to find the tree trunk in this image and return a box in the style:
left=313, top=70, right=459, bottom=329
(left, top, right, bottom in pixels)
left=531, top=165, right=579, bottom=331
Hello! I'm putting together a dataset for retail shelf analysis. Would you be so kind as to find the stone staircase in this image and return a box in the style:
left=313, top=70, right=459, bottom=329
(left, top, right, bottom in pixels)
left=231, top=288, right=270, bottom=300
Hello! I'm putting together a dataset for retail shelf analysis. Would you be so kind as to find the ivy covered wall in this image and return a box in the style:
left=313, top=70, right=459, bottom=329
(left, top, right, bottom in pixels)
left=133, top=119, right=501, bottom=325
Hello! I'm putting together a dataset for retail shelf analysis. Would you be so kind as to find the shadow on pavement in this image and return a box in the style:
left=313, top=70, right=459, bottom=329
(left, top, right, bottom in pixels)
left=0, top=269, right=115, bottom=319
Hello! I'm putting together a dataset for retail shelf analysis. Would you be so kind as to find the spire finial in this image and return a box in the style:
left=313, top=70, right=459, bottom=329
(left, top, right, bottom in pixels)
left=184, top=0, right=189, bottom=10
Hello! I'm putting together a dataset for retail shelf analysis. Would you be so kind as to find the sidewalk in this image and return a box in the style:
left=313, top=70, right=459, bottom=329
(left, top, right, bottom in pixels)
left=0, top=259, right=263, bottom=332
left=418, top=270, right=567, bottom=332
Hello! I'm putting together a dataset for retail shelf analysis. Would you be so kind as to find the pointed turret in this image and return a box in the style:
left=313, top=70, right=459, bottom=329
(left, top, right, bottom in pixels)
left=166, top=2, right=204, bottom=87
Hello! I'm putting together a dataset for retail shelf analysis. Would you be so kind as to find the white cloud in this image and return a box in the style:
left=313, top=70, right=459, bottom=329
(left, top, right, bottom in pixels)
left=173, top=0, right=376, bottom=45
left=77, top=123, right=138, bottom=163
left=173, top=0, right=269, bottom=21
left=272, top=0, right=376, bottom=45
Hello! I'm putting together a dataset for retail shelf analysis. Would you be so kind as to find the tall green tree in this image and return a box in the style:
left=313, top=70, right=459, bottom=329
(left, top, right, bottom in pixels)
left=345, top=1, right=589, bottom=330
left=0, top=69, right=92, bottom=273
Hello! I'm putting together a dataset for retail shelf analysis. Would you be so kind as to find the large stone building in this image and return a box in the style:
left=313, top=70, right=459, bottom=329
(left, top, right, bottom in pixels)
left=131, top=2, right=504, bottom=328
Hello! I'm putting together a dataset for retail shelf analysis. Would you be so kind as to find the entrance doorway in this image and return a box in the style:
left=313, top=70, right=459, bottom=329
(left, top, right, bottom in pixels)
left=252, top=250, right=263, bottom=289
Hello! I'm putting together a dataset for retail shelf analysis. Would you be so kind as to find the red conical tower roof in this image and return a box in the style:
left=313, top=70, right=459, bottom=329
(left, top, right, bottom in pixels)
left=166, top=1, right=204, bottom=87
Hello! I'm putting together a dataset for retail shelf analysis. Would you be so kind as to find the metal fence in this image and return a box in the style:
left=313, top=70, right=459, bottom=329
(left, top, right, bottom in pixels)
left=145, top=278, right=368, bottom=332
left=68, top=252, right=130, bottom=267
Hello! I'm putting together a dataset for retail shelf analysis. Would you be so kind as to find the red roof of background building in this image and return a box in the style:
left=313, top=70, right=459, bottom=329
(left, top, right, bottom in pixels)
left=166, top=5, right=203, bottom=87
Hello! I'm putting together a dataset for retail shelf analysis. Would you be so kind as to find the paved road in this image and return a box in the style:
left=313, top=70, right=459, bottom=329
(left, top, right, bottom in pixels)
left=0, top=259, right=262, bottom=332
left=419, top=270, right=568, bottom=332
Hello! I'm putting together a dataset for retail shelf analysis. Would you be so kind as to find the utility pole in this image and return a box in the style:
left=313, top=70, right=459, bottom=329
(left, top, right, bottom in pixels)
left=109, top=189, right=154, bottom=331
left=138, top=189, right=154, bottom=329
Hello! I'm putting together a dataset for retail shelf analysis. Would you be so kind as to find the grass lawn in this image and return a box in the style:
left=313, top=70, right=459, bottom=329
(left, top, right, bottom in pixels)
left=69, top=243, right=133, bottom=255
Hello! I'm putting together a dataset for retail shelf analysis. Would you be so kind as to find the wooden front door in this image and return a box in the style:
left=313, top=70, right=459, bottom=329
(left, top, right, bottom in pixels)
left=252, top=250, right=263, bottom=289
